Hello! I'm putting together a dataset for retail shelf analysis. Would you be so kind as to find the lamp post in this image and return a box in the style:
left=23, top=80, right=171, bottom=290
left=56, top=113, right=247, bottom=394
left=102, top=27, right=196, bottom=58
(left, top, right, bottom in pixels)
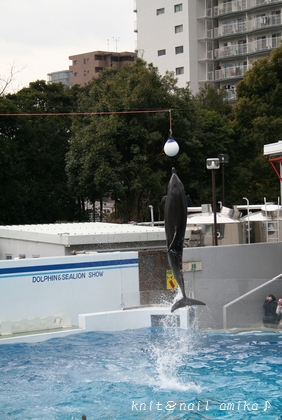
left=243, top=197, right=250, bottom=244
left=218, top=153, right=229, bottom=206
left=206, top=158, right=220, bottom=246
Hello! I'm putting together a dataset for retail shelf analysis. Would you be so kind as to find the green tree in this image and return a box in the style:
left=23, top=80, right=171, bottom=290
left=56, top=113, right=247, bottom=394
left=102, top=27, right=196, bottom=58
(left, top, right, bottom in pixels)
left=194, top=83, right=233, bottom=116
left=0, top=81, right=80, bottom=224
left=180, top=85, right=235, bottom=206
left=0, top=97, right=32, bottom=223
left=67, top=59, right=197, bottom=222
left=232, top=45, right=282, bottom=204
left=183, top=109, right=235, bottom=206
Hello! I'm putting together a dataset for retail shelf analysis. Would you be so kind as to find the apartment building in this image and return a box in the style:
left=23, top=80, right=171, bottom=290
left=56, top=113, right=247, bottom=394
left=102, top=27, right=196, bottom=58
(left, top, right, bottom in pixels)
left=134, top=0, right=282, bottom=98
left=69, top=50, right=137, bottom=86
left=134, top=1, right=199, bottom=92
left=47, top=70, right=72, bottom=87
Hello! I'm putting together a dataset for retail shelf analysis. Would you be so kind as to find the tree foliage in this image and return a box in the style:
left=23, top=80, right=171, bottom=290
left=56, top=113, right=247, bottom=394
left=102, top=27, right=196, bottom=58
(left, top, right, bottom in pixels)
left=4, top=49, right=282, bottom=225
left=66, top=59, right=199, bottom=221
left=232, top=45, right=282, bottom=203
left=0, top=81, right=79, bottom=224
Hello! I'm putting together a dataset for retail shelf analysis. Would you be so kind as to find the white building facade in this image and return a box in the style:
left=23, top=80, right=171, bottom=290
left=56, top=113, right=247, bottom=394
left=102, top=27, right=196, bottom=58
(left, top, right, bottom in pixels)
left=134, top=0, right=282, bottom=98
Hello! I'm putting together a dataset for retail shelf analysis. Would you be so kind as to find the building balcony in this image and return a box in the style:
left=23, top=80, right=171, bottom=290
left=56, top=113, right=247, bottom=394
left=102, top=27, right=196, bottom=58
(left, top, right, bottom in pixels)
left=215, top=0, right=247, bottom=16
left=198, top=7, right=213, bottom=18
left=198, top=49, right=214, bottom=61
left=198, top=29, right=214, bottom=40
left=199, top=71, right=215, bottom=83
left=214, top=36, right=282, bottom=59
left=215, top=64, right=252, bottom=81
left=214, top=14, right=282, bottom=38
left=215, top=0, right=282, bottom=17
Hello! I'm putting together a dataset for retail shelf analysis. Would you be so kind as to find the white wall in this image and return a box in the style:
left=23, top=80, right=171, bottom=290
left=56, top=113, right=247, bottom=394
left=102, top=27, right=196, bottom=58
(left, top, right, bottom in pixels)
left=136, top=0, right=198, bottom=90
left=183, top=242, right=282, bottom=328
left=0, top=251, right=139, bottom=325
left=0, top=238, right=65, bottom=259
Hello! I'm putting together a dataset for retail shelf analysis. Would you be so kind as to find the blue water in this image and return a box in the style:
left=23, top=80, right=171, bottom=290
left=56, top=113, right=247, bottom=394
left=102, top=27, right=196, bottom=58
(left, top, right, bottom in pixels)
left=0, top=328, right=282, bottom=420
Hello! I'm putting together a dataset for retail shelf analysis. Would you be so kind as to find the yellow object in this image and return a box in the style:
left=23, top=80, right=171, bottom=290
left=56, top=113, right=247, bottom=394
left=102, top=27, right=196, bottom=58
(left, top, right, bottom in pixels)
left=166, top=270, right=178, bottom=289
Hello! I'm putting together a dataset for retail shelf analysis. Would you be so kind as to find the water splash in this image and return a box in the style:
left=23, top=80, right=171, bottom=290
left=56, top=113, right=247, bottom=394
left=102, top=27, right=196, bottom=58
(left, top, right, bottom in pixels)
left=147, top=318, right=203, bottom=393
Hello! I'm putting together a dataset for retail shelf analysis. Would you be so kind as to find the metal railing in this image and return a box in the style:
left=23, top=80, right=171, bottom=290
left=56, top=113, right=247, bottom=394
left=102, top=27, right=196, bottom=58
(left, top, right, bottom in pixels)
left=214, top=14, right=281, bottom=38
left=223, top=273, right=282, bottom=329
left=214, top=36, right=282, bottom=60
left=215, top=0, right=282, bottom=17
left=215, top=64, right=251, bottom=81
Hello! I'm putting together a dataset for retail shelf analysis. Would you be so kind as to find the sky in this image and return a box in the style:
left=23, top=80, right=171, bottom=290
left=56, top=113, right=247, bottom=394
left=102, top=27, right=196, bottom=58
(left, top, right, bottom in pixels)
left=1, top=0, right=136, bottom=93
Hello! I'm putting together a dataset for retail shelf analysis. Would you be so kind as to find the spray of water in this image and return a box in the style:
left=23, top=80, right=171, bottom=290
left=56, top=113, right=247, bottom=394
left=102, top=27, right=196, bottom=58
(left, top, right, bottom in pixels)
left=147, top=316, right=202, bottom=393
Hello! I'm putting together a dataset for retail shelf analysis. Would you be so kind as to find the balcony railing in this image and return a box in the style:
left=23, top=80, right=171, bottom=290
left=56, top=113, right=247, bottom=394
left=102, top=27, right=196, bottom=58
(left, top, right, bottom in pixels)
left=214, top=14, right=281, bottom=37
left=198, top=49, right=214, bottom=60
left=215, top=44, right=247, bottom=59
left=199, top=72, right=215, bottom=83
left=198, top=29, right=214, bottom=39
left=198, top=7, right=213, bottom=18
left=214, top=0, right=247, bottom=16
left=215, top=64, right=252, bottom=81
left=215, top=0, right=282, bottom=16
left=214, top=36, right=282, bottom=59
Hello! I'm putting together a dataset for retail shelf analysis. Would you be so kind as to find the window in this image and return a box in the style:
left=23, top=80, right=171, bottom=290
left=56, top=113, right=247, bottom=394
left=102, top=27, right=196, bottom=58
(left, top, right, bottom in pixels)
left=271, top=10, right=281, bottom=25
left=120, top=56, right=134, bottom=62
left=175, top=67, right=184, bottom=75
left=237, top=18, right=246, bottom=32
left=238, top=39, right=247, bottom=54
left=95, top=55, right=103, bottom=60
left=174, top=3, right=183, bottom=13
left=175, top=45, right=184, bottom=54
left=156, top=7, right=165, bottom=15
left=256, top=35, right=266, bottom=50
left=158, top=49, right=166, bottom=56
left=272, top=33, right=281, bottom=48
left=257, top=14, right=267, bottom=27
left=175, top=24, right=183, bottom=34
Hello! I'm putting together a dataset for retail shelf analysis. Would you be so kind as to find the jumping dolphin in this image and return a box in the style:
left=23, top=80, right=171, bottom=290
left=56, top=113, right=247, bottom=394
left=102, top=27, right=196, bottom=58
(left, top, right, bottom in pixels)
left=164, top=168, right=205, bottom=313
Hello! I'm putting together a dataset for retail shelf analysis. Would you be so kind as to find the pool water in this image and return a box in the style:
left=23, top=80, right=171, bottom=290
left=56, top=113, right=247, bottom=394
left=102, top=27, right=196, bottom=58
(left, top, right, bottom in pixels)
left=0, top=327, right=282, bottom=419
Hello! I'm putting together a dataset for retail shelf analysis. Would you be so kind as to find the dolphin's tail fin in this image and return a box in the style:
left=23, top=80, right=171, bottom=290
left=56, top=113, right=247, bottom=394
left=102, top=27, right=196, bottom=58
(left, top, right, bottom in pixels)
left=171, top=297, right=205, bottom=313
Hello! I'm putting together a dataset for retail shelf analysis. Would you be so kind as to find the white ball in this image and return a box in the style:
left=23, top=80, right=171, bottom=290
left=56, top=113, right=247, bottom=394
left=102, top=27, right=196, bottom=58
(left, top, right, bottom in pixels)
left=164, top=138, right=179, bottom=157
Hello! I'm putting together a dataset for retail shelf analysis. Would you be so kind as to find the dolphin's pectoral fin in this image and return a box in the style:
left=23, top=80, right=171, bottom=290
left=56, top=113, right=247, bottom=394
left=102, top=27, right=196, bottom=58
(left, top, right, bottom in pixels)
left=171, top=297, right=206, bottom=313
left=167, top=231, right=177, bottom=253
